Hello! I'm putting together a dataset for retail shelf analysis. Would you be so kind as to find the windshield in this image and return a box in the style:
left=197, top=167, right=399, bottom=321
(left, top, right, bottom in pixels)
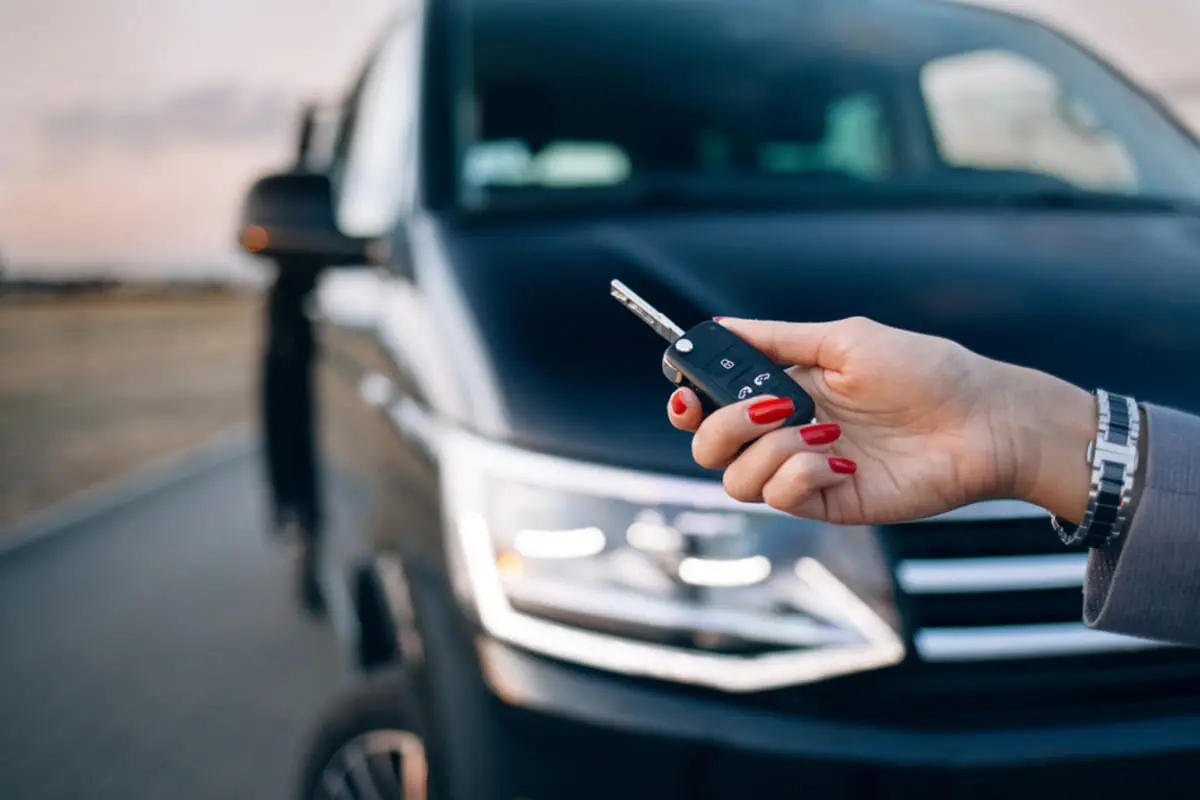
left=454, top=0, right=1200, bottom=212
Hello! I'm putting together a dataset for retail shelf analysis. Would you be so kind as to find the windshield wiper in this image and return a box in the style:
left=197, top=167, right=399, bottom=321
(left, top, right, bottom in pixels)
left=990, top=189, right=1198, bottom=213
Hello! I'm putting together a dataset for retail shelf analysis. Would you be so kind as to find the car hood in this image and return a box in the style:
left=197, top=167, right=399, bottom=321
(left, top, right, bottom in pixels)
left=438, top=209, right=1200, bottom=478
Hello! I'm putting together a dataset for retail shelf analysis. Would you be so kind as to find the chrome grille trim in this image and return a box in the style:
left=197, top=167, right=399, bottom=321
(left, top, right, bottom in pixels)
left=916, top=623, right=1171, bottom=662
left=898, top=553, right=1088, bottom=594
left=891, top=505, right=1161, bottom=662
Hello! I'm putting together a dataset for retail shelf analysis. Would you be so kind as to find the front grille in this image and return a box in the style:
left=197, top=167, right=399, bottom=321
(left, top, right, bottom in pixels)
left=883, top=513, right=1092, bottom=634
left=822, top=505, right=1200, bottom=727
left=609, top=505, right=1200, bottom=731
left=909, top=586, right=1083, bottom=628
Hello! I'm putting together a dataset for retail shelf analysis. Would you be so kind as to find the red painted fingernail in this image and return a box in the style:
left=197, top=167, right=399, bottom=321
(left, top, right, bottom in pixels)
left=828, top=457, right=857, bottom=475
left=670, top=391, right=687, bottom=415
left=800, top=424, right=841, bottom=446
left=747, top=397, right=794, bottom=424
left=713, top=316, right=726, bottom=322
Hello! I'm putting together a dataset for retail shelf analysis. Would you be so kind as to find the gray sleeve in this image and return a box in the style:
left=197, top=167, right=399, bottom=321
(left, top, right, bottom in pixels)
left=1085, top=403, right=1200, bottom=646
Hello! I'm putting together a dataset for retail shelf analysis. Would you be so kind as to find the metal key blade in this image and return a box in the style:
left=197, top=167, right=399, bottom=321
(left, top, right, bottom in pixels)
left=610, top=279, right=684, bottom=343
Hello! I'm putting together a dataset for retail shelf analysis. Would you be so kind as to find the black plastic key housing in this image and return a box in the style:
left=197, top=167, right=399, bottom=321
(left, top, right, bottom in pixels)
left=662, top=321, right=816, bottom=426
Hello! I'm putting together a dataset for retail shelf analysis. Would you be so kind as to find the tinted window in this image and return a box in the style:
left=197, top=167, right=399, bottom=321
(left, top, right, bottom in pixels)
left=455, top=0, right=1200, bottom=211
left=920, top=49, right=1138, bottom=191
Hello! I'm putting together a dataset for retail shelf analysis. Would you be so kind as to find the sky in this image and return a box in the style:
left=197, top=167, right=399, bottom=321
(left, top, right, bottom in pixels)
left=0, top=0, right=396, bottom=278
left=1, top=0, right=1198, bottom=279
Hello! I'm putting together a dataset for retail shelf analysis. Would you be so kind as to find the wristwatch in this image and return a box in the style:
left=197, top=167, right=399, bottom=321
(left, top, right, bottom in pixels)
left=1051, top=389, right=1140, bottom=549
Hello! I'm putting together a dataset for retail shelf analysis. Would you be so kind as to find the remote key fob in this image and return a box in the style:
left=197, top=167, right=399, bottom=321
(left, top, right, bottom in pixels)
left=611, top=280, right=816, bottom=427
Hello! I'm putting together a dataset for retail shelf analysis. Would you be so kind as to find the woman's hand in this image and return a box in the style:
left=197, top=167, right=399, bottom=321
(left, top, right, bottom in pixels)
left=667, top=316, right=1097, bottom=525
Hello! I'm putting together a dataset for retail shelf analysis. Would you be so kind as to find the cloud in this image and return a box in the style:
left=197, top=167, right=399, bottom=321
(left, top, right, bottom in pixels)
left=40, top=84, right=298, bottom=153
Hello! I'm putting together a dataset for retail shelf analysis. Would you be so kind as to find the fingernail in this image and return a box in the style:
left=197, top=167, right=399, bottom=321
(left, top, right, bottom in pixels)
left=800, top=424, right=841, bottom=446
left=713, top=316, right=727, bottom=321
left=670, top=391, right=688, bottom=415
left=747, top=397, right=794, bottom=424
left=828, top=457, right=857, bottom=475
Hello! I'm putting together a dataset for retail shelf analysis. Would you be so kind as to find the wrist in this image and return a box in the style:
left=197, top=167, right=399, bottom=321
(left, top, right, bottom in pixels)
left=999, top=363, right=1097, bottom=522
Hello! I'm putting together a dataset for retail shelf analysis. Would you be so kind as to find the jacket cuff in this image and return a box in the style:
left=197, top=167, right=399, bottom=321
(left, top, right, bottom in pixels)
left=1084, top=404, right=1200, bottom=646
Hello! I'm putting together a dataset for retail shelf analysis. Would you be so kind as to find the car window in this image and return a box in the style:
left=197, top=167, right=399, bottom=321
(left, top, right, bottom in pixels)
left=464, top=140, right=632, bottom=188
left=921, top=49, right=1138, bottom=191
left=462, top=90, right=893, bottom=191
left=756, top=92, right=893, bottom=180
left=456, top=0, right=1200, bottom=212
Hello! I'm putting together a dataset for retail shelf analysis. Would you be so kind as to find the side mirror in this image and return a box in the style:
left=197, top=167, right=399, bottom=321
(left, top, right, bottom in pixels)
left=237, top=171, right=384, bottom=267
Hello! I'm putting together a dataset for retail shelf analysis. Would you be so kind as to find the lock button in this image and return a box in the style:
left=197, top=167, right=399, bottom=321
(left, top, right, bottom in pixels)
left=703, top=344, right=753, bottom=383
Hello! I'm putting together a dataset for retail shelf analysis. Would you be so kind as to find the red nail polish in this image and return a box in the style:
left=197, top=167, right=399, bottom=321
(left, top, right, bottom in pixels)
left=800, top=424, right=841, bottom=446
left=713, top=316, right=726, bottom=321
left=747, top=397, right=794, bottom=424
left=670, top=392, right=687, bottom=415
left=828, top=457, right=857, bottom=475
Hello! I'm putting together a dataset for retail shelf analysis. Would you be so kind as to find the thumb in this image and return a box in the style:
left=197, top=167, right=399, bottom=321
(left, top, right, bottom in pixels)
left=716, top=318, right=846, bottom=369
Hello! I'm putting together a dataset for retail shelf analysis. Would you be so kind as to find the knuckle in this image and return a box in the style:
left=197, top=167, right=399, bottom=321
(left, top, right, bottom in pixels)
left=722, top=468, right=758, bottom=503
left=766, top=428, right=800, bottom=458
left=763, top=465, right=813, bottom=511
left=761, top=481, right=797, bottom=512
left=841, top=315, right=875, bottom=336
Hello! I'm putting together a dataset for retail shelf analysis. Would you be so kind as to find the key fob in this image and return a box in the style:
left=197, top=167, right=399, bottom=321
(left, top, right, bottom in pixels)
left=662, top=321, right=816, bottom=426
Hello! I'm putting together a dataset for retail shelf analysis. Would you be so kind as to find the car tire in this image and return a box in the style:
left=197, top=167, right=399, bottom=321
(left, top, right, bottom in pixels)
left=296, top=670, right=434, bottom=800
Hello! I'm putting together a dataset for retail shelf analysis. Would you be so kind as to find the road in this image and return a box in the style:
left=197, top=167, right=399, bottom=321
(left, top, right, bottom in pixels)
left=0, top=447, right=355, bottom=800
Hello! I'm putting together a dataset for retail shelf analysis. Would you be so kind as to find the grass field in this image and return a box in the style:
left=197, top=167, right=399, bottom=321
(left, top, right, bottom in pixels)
left=0, top=289, right=261, bottom=531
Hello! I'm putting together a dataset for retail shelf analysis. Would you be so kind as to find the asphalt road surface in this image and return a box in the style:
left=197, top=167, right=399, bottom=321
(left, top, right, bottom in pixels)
left=0, top=447, right=356, bottom=799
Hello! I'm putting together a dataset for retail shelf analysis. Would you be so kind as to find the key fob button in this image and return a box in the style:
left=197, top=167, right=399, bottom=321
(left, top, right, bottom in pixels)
left=705, top=346, right=745, bottom=372
left=731, top=372, right=780, bottom=402
left=704, top=344, right=755, bottom=381
left=733, top=382, right=760, bottom=401
left=748, top=370, right=776, bottom=389
left=728, top=368, right=778, bottom=395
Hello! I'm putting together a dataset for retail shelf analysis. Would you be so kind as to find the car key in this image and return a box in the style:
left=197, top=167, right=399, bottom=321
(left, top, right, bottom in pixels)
left=610, top=279, right=816, bottom=426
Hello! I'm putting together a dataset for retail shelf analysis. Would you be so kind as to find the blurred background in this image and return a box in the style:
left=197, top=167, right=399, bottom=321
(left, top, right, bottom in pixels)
left=2, top=0, right=1199, bottom=797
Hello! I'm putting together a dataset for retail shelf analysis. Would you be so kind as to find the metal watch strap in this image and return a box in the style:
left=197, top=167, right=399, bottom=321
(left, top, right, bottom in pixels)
left=1051, top=389, right=1140, bottom=549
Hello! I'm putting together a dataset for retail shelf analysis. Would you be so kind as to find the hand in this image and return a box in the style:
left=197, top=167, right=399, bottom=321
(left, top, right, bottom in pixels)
left=667, top=317, right=1097, bottom=525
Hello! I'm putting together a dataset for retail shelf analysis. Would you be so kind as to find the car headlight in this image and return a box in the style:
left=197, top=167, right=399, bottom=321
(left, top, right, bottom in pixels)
left=440, top=428, right=905, bottom=692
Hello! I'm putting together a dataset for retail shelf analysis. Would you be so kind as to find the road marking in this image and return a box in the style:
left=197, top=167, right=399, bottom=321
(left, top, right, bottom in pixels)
left=0, top=424, right=256, bottom=559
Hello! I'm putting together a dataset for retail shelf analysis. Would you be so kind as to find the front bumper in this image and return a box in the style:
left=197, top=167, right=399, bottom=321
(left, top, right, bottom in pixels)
left=465, top=638, right=1200, bottom=799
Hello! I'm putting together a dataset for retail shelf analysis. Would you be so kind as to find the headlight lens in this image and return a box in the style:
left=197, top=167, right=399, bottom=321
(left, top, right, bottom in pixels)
left=441, top=429, right=904, bottom=692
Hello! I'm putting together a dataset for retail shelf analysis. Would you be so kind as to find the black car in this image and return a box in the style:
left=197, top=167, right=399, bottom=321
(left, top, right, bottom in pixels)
left=238, top=0, right=1200, bottom=797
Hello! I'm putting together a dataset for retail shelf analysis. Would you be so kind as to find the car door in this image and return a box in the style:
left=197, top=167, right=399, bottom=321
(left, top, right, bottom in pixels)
left=312, top=1, right=442, bottom=580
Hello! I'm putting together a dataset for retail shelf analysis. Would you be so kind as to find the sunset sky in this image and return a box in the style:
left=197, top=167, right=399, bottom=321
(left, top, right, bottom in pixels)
left=1, top=0, right=1197, bottom=279
left=0, top=0, right=395, bottom=278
